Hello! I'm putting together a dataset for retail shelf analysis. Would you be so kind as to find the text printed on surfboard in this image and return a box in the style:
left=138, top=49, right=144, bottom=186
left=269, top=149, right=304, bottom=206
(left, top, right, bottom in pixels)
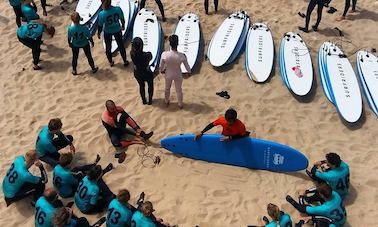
left=263, top=147, right=285, bottom=168
left=84, top=0, right=94, bottom=9
left=293, top=47, right=302, bottom=77
left=337, top=63, right=351, bottom=98
left=183, top=26, right=190, bottom=53
left=221, top=23, right=235, bottom=48
left=258, top=35, right=263, bottom=63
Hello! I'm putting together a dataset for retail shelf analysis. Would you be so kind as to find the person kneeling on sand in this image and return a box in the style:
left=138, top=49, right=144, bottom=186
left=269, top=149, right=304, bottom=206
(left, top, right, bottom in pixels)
left=102, top=100, right=153, bottom=163
left=306, top=153, right=350, bottom=199
left=195, top=108, right=249, bottom=142
left=131, top=201, right=172, bottom=227
left=248, top=203, right=292, bottom=227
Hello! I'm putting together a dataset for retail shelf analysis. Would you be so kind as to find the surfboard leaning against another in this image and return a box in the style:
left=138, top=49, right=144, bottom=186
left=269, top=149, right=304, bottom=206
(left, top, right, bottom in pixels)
left=245, top=23, right=274, bottom=82
left=207, top=11, right=249, bottom=67
left=161, top=134, right=309, bottom=172
left=356, top=50, right=378, bottom=116
left=75, top=0, right=102, bottom=34
left=279, top=32, right=313, bottom=96
left=133, top=8, right=163, bottom=72
left=174, top=13, right=201, bottom=73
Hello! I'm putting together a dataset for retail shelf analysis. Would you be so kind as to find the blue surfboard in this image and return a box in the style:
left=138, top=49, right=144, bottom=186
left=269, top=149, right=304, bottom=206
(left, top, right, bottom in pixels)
left=161, top=134, right=308, bottom=172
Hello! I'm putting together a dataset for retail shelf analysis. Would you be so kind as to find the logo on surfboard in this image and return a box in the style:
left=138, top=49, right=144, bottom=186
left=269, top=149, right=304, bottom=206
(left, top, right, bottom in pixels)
left=273, top=154, right=284, bottom=165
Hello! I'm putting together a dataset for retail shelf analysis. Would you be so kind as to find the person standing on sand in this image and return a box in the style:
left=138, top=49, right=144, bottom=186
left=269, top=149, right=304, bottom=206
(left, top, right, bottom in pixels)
left=336, top=0, right=357, bottom=21
left=21, top=0, right=39, bottom=22
left=204, top=0, right=219, bottom=15
left=298, top=0, right=331, bottom=33
left=140, top=0, right=166, bottom=22
left=8, top=0, right=24, bottom=27
left=159, top=35, right=191, bottom=109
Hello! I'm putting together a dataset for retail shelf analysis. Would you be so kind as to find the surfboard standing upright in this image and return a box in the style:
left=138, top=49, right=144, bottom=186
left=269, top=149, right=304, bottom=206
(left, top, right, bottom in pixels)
left=279, top=32, right=313, bottom=96
left=245, top=23, right=274, bottom=82
left=207, top=11, right=249, bottom=67
left=75, top=0, right=102, bottom=35
left=133, top=8, right=163, bottom=72
left=161, top=134, right=308, bottom=172
left=174, top=13, right=201, bottom=73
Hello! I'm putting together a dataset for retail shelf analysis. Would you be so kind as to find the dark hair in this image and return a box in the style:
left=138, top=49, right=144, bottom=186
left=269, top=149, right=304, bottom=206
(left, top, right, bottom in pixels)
left=169, top=35, right=179, bottom=49
left=102, top=0, right=111, bottom=9
left=88, top=165, right=102, bottom=180
left=225, top=108, right=237, bottom=121
left=44, top=188, right=58, bottom=203
left=71, top=12, right=80, bottom=24
left=326, top=153, right=341, bottom=167
left=140, top=201, right=154, bottom=216
left=53, top=208, right=69, bottom=227
left=317, top=183, right=332, bottom=200
left=105, top=100, right=115, bottom=108
left=48, top=118, right=62, bottom=131
left=117, top=189, right=131, bottom=205
left=131, top=37, right=144, bottom=56
left=59, top=153, right=73, bottom=167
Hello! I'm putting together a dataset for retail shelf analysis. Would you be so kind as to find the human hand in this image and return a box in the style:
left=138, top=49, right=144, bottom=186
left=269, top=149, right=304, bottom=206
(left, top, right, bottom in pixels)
left=314, top=161, right=322, bottom=167
left=70, top=144, right=76, bottom=154
left=194, top=132, right=202, bottom=141
left=220, top=136, right=230, bottom=142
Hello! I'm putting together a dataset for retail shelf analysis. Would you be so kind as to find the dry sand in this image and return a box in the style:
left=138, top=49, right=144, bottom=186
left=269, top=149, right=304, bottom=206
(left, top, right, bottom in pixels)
left=1, top=0, right=378, bottom=226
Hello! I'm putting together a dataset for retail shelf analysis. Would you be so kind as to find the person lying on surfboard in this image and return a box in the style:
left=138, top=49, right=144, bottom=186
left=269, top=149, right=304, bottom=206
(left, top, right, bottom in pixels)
left=195, top=108, right=249, bottom=142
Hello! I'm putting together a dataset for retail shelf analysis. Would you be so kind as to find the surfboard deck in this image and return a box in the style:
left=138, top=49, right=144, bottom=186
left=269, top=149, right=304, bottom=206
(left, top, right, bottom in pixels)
left=245, top=23, right=274, bottom=82
left=76, top=0, right=102, bottom=25
left=174, top=13, right=201, bottom=73
left=161, top=134, right=309, bottom=172
left=318, top=42, right=334, bottom=104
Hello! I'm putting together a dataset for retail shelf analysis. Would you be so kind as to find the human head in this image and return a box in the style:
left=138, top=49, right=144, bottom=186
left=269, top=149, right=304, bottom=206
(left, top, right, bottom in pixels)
left=169, top=35, right=179, bottom=49
left=53, top=207, right=70, bottom=227
left=267, top=203, right=281, bottom=222
left=48, top=118, right=63, bottom=133
left=59, top=153, right=73, bottom=168
left=44, top=188, right=59, bottom=203
left=105, top=100, right=117, bottom=114
left=88, top=165, right=102, bottom=180
left=23, top=0, right=32, bottom=4
left=326, top=153, right=341, bottom=168
left=102, top=0, right=111, bottom=9
left=117, top=189, right=131, bottom=205
left=25, top=150, right=38, bottom=168
left=71, top=12, right=80, bottom=24
left=131, top=37, right=144, bottom=54
left=317, top=183, right=332, bottom=200
left=225, top=108, right=237, bottom=125
left=140, top=201, right=154, bottom=217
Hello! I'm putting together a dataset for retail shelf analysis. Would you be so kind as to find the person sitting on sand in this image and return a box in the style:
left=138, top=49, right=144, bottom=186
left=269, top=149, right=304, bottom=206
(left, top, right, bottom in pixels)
left=35, top=188, right=64, bottom=227
left=21, top=0, right=39, bottom=22
left=295, top=216, right=336, bottom=227
left=106, top=189, right=134, bottom=227
left=195, top=108, right=249, bottom=142
left=2, top=150, right=47, bottom=207
left=306, top=153, right=350, bottom=199
left=17, top=20, right=55, bottom=70
left=131, top=201, right=171, bottom=227
left=248, top=203, right=292, bottom=227
left=53, top=207, right=106, bottom=227
left=286, top=183, right=346, bottom=226
left=53, top=152, right=101, bottom=198
left=102, top=100, right=153, bottom=163
left=74, top=164, right=114, bottom=214
left=36, top=118, right=75, bottom=167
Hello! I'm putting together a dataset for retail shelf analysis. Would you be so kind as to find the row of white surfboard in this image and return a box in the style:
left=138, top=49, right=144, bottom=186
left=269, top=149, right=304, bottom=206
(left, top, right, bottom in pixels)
left=75, top=2, right=377, bottom=123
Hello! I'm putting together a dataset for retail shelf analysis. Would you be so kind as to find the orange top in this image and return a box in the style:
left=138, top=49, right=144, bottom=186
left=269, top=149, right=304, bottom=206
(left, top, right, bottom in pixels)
left=213, top=116, right=246, bottom=136
left=101, top=106, right=139, bottom=130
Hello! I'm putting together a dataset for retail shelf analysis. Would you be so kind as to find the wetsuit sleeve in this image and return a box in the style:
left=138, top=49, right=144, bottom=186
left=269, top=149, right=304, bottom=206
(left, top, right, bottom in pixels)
left=314, top=170, right=330, bottom=181
left=44, top=140, right=58, bottom=154
left=38, top=165, right=48, bottom=184
left=24, top=172, right=41, bottom=184
left=287, top=197, right=308, bottom=213
left=201, top=123, right=215, bottom=134
left=306, top=205, right=322, bottom=216
left=182, top=54, right=191, bottom=74
left=97, top=13, right=103, bottom=35
left=119, top=7, right=125, bottom=26
left=90, top=187, right=99, bottom=205
left=56, top=132, right=72, bottom=145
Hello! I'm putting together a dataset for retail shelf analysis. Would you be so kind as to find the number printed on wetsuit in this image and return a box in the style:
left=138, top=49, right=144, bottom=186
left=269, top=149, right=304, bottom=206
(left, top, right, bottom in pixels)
left=53, top=174, right=62, bottom=188
left=6, top=163, right=18, bottom=184
left=330, top=202, right=346, bottom=222
left=336, top=174, right=350, bottom=191
left=108, top=208, right=122, bottom=224
left=35, top=206, right=46, bottom=225
left=73, top=32, right=84, bottom=40
left=106, top=14, right=120, bottom=26
left=76, top=180, right=88, bottom=199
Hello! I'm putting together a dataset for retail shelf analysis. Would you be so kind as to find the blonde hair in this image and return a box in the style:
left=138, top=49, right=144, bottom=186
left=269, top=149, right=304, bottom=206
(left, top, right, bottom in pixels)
left=140, top=201, right=154, bottom=216
left=267, top=203, right=281, bottom=222
left=71, top=12, right=80, bottom=24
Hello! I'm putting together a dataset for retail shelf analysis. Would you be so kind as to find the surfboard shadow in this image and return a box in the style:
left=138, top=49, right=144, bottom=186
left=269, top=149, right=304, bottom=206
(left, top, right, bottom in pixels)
left=347, top=9, right=378, bottom=22
left=339, top=107, right=366, bottom=130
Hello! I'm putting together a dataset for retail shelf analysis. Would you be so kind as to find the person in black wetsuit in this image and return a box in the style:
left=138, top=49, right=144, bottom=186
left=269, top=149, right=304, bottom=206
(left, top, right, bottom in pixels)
left=131, top=37, right=154, bottom=105
left=299, top=0, right=331, bottom=33
left=204, top=0, right=219, bottom=15
left=140, top=0, right=166, bottom=22
left=337, top=0, right=357, bottom=21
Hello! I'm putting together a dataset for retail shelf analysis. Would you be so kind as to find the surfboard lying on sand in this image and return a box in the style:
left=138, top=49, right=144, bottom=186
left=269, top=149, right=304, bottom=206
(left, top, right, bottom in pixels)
left=161, top=134, right=308, bottom=172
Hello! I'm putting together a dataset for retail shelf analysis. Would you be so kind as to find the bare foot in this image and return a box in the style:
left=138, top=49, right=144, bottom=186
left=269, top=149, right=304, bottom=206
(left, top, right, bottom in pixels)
left=336, top=16, right=346, bottom=21
left=165, top=101, right=170, bottom=107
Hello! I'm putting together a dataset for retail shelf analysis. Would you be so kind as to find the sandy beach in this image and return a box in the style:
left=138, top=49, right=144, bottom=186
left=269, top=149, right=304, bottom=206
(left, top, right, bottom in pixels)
left=1, top=0, right=378, bottom=226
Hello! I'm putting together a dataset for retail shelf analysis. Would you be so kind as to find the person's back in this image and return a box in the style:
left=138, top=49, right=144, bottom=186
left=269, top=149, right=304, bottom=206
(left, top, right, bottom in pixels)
left=17, top=21, right=44, bottom=40
left=35, top=196, right=56, bottom=227
left=306, top=191, right=346, bottom=226
left=74, top=176, right=99, bottom=213
left=98, top=6, right=123, bottom=34
left=316, top=161, right=350, bottom=199
left=21, top=3, right=39, bottom=21
left=106, top=198, right=133, bottom=227
left=131, top=51, right=153, bottom=78
left=131, top=210, right=156, bottom=227
left=2, top=156, right=40, bottom=198
left=53, top=164, right=78, bottom=198
left=36, top=125, right=56, bottom=157
left=68, top=24, right=91, bottom=48
left=160, top=50, right=187, bottom=78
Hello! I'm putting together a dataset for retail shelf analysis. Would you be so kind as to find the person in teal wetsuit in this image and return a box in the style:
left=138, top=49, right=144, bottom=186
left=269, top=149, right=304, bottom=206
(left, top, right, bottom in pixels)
left=106, top=189, right=134, bottom=227
left=35, top=188, right=64, bottom=227
left=247, top=203, right=292, bottom=227
left=2, top=150, right=47, bottom=206
left=68, top=12, right=98, bottom=76
left=8, top=0, right=24, bottom=27
left=286, top=183, right=347, bottom=226
left=131, top=201, right=171, bottom=227
left=74, top=164, right=114, bottom=214
left=53, top=152, right=101, bottom=198
left=17, top=20, right=55, bottom=70
left=21, top=0, right=39, bottom=21
left=306, top=153, right=350, bottom=199
left=97, top=0, right=129, bottom=67
left=53, top=207, right=106, bottom=227
left=295, top=216, right=336, bottom=227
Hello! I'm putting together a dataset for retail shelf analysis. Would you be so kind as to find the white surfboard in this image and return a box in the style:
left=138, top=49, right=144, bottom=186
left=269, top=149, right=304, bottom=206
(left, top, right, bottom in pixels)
left=174, top=13, right=201, bottom=73
left=207, top=11, right=248, bottom=67
left=318, top=42, right=334, bottom=103
left=133, top=8, right=162, bottom=72
left=324, top=42, right=362, bottom=123
left=102, top=1, right=131, bottom=54
left=279, top=32, right=313, bottom=96
left=357, top=51, right=378, bottom=116
left=75, top=0, right=102, bottom=25
left=245, top=23, right=274, bottom=82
